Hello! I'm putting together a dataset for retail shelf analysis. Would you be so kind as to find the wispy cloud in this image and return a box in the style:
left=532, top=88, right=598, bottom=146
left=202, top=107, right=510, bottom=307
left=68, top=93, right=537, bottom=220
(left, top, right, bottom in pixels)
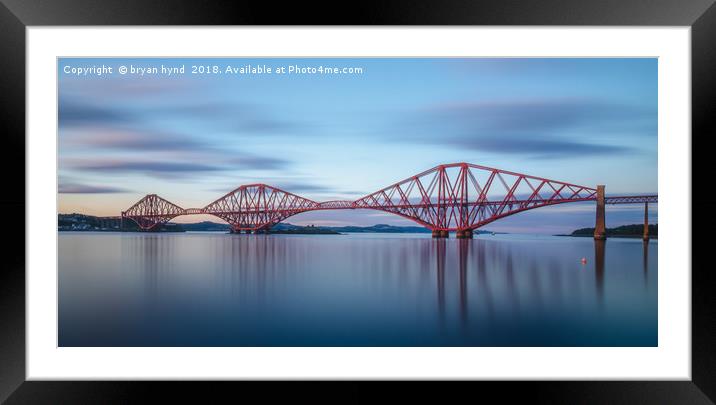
left=62, top=128, right=204, bottom=151
left=226, top=156, right=292, bottom=171
left=424, top=98, right=655, bottom=133
left=396, top=98, right=654, bottom=159
left=208, top=181, right=336, bottom=195
left=60, top=125, right=293, bottom=178
left=150, top=102, right=307, bottom=134
left=60, top=73, right=193, bottom=99
left=63, top=153, right=292, bottom=179
left=59, top=181, right=129, bottom=194
left=59, top=96, right=310, bottom=136
left=58, top=100, right=130, bottom=128
left=65, top=159, right=225, bottom=174
left=449, top=135, right=633, bottom=159
left=272, top=182, right=334, bottom=193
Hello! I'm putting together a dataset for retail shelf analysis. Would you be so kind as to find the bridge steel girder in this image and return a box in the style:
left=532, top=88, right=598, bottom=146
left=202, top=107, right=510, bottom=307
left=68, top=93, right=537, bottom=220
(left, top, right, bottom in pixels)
left=117, top=162, right=656, bottom=233
left=605, top=195, right=658, bottom=204
left=202, top=184, right=318, bottom=232
left=121, top=194, right=185, bottom=231
left=352, top=163, right=597, bottom=231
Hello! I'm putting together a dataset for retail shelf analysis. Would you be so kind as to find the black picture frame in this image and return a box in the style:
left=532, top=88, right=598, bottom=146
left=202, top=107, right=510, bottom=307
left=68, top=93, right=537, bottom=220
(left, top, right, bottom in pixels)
left=1, top=0, right=713, bottom=403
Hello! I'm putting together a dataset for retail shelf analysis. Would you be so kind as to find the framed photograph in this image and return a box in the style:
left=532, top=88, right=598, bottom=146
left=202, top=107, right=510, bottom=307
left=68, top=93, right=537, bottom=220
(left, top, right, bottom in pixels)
left=2, top=0, right=714, bottom=402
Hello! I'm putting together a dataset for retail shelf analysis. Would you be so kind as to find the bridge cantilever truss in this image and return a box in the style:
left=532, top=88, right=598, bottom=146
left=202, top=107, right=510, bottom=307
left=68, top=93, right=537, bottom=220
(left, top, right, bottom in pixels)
left=202, top=184, right=318, bottom=232
left=352, top=163, right=598, bottom=231
left=120, top=162, right=657, bottom=235
left=122, top=194, right=185, bottom=230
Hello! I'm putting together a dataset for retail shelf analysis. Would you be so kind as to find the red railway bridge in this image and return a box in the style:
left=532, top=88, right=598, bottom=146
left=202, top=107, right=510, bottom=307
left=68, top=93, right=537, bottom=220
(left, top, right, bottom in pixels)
left=119, top=162, right=657, bottom=239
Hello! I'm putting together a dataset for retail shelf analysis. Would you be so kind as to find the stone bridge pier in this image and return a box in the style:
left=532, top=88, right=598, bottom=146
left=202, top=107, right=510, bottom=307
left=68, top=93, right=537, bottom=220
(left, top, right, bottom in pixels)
left=594, top=185, right=606, bottom=240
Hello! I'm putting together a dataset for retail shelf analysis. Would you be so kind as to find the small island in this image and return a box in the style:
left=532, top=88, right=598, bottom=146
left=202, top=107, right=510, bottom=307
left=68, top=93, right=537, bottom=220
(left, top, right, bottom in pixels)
left=268, top=225, right=340, bottom=235
left=562, top=224, right=657, bottom=238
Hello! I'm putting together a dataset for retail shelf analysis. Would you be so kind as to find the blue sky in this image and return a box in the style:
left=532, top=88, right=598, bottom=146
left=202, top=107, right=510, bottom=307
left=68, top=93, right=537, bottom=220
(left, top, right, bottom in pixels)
left=58, top=58, right=657, bottom=233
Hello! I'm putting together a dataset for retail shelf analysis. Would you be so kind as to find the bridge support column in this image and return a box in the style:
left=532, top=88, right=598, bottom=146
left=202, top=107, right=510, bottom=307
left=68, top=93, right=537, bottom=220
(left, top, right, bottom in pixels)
left=594, top=185, right=606, bottom=240
left=432, top=230, right=450, bottom=238
left=456, top=229, right=473, bottom=239
left=643, top=202, right=649, bottom=241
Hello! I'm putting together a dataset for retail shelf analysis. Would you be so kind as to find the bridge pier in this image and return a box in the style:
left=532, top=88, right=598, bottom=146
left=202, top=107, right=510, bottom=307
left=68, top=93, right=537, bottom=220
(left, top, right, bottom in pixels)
left=432, top=230, right=450, bottom=238
left=643, top=202, right=649, bottom=241
left=230, top=228, right=255, bottom=234
left=456, top=229, right=473, bottom=239
left=594, top=185, right=606, bottom=240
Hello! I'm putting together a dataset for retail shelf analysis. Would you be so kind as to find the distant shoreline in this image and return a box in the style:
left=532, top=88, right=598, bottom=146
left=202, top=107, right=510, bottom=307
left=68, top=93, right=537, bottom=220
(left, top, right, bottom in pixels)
left=58, top=214, right=439, bottom=234
left=556, top=234, right=658, bottom=239
left=559, top=223, right=657, bottom=239
left=58, top=214, right=657, bottom=238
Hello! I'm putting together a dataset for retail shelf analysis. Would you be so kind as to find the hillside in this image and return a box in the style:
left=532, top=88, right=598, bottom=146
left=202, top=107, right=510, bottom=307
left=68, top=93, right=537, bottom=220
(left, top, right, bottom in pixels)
left=569, top=224, right=657, bottom=237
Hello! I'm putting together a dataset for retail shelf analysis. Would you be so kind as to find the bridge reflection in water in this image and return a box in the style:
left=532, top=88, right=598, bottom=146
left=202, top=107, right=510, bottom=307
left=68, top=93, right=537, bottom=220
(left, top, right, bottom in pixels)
left=434, top=237, right=630, bottom=331
left=58, top=233, right=657, bottom=347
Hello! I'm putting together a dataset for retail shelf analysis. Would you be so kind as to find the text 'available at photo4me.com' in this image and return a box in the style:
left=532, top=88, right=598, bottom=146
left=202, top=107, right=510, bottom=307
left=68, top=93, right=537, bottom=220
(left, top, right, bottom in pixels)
left=62, top=62, right=365, bottom=77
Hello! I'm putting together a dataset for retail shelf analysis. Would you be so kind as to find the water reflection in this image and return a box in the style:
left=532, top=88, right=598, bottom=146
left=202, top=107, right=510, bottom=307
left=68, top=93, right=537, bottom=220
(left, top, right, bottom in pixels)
left=122, top=234, right=174, bottom=305
left=59, top=233, right=657, bottom=347
left=594, top=239, right=606, bottom=302
left=505, top=253, right=519, bottom=313
left=458, top=239, right=469, bottom=329
left=435, top=239, right=446, bottom=328
left=643, top=240, right=649, bottom=285
left=431, top=236, right=618, bottom=340
left=474, top=239, right=494, bottom=321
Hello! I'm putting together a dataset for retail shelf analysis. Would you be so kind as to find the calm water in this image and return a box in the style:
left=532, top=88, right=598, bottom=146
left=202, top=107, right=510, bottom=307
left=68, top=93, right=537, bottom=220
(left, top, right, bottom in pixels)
left=58, top=232, right=657, bottom=346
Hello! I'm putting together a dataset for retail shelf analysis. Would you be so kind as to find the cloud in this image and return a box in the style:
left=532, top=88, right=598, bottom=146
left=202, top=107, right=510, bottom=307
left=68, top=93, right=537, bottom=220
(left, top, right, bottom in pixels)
left=226, top=156, right=291, bottom=171
left=208, top=181, right=335, bottom=195
left=148, top=102, right=305, bottom=134
left=59, top=181, right=129, bottom=194
left=272, top=182, right=334, bottom=193
left=235, top=118, right=301, bottom=134
left=63, top=128, right=205, bottom=151
left=63, top=153, right=291, bottom=179
left=425, top=98, right=654, bottom=134
left=334, top=190, right=368, bottom=196
left=58, top=100, right=131, bottom=128
left=58, top=96, right=310, bottom=137
left=59, top=72, right=193, bottom=98
left=61, top=126, right=293, bottom=177
left=450, top=135, right=633, bottom=159
left=65, top=159, right=225, bottom=174
left=397, top=98, right=655, bottom=158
